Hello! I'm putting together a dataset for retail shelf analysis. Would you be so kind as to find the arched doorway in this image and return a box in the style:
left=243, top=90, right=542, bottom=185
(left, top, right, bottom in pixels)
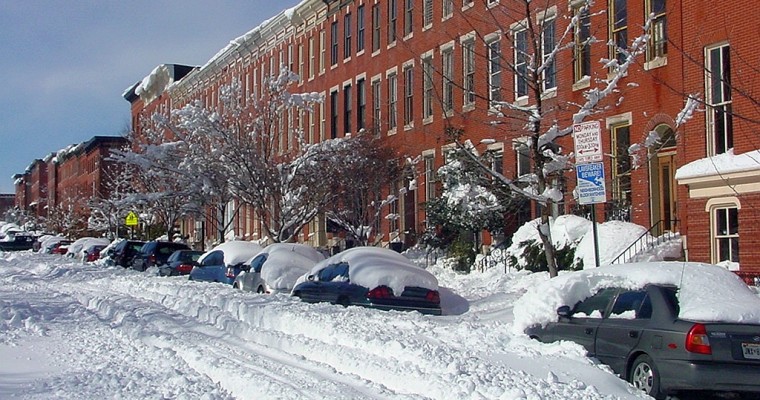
left=649, top=125, right=678, bottom=234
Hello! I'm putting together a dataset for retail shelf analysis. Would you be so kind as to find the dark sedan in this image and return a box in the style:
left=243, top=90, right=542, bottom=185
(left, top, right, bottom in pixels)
left=131, top=241, right=191, bottom=272
left=158, top=250, right=203, bottom=276
left=523, top=263, right=760, bottom=399
left=291, top=247, right=441, bottom=315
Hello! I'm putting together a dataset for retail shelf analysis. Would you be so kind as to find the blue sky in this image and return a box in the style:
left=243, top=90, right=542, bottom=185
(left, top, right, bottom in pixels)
left=0, top=0, right=299, bottom=194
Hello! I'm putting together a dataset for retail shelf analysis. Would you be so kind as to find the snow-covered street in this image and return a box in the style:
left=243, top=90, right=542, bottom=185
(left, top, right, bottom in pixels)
left=0, top=251, right=648, bottom=399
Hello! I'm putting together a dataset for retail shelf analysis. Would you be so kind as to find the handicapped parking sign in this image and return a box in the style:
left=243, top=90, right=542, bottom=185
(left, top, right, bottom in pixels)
left=576, top=162, right=607, bottom=205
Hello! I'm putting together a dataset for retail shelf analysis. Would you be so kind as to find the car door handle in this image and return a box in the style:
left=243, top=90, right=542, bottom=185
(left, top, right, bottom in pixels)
left=629, top=331, right=639, bottom=338
left=585, top=328, right=594, bottom=335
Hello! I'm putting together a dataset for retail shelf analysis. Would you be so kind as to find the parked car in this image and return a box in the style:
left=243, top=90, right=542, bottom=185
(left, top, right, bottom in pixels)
left=291, top=247, right=442, bottom=315
left=158, top=250, right=204, bottom=276
left=67, top=237, right=109, bottom=260
left=50, top=240, right=73, bottom=255
left=82, top=244, right=107, bottom=262
left=189, top=241, right=263, bottom=284
left=131, top=241, right=191, bottom=272
left=105, top=239, right=146, bottom=268
left=518, top=262, right=760, bottom=399
left=233, top=243, right=325, bottom=293
left=38, top=236, right=70, bottom=254
left=0, top=231, right=36, bottom=251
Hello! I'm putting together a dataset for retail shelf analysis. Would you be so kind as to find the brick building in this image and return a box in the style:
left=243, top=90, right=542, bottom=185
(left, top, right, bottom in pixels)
left=126, top=0, right=759, bottom=274
left=13, top=136, right=129, bottom=235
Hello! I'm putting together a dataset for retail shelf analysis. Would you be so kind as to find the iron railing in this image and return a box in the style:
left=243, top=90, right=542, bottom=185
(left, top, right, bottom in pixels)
left=610, top=219, right=679, bottom=265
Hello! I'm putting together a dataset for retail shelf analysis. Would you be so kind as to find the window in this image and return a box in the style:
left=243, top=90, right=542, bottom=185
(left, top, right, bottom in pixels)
left=646, top=0, right=667, bottom=60
left=610, top=290, right=651, bottom=319
left=357, top=5, right=365, bottom=53
left=713, top=206, right=739, bottom=263
left=388, top=73, right=398, bottom=130
left=487, top=38, right=502, bottom=108
left=422, top=56, right=434, bottom=119
left=372, top=4, right=381, bottom=52
left=357, top=78, right=366, bottom=131
left=462, top=39, right=475, bottom=107
left=389, top=183, right=400, bottom=233
left=298, top=43, right=304, bottom=79
left=320, top=30, right=326, bottom=73
left=330, top=90, right=338, bottom=138
left=403, top=65, right=414, bottom=127
left=609, top=0, right=628, bottom=66
left=423, top=0, right=433, bottom=27
left=404, top=0, right=414, bottom=36
left=514, top=28, right=528, bottom=99
left=610, top=124, right=632, bottom=218
left=443, top=0, right=454, bottom=19
left=573, top=288, right=618, bottom=318
left=344, top=13, right=352, bottom=59
left=542, top=18, right=556, bottom=91
left=308, top=37, right=315, bottom=79
left=442, top=47, right=454, bottom=112
left=388, top=0, right=397, bottom=44
left=320, top=101, right=326, bottom=141
left=330, top=22, right=339, bottom=66
left=372, top=79, right=382, bottom=134
left=706, top=44, right=732, bottom=155
left=515, top=141, right=531, bottom=177
left=424, top=153, right=436, bottom=203
left=344, top=84, right=352, bottom=134
left=573, top=5, right=591, bottom=82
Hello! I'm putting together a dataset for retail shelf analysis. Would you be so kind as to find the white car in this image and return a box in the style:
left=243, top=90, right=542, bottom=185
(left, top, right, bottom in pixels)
left=233, top=243, right=325, bottom=294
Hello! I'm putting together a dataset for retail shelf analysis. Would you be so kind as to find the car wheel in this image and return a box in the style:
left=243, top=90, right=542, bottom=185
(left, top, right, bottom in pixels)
left=233, top=282, right=241, bottom=290
left=256, top=286, right=265, bottom=294
left=336, top=296, right=350, bottom=307
left=629, top=354, right=664, bottom=399
left=188, top=275, right=193, bottom=281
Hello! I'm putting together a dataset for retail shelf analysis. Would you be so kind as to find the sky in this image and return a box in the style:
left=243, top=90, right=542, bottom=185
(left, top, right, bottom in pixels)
left=0, top=0, right=300, bottom=194
left=2, top=218, right=756, bottom=398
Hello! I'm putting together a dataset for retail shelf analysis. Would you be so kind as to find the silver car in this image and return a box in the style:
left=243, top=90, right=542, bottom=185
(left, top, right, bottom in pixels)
left=233, top=243, right=325, bottom=294
left=525, top=283, right=760, bottom=399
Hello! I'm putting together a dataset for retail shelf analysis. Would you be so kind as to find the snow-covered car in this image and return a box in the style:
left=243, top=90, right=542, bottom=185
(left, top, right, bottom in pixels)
left=67, top=238, right=110, bottom=261
left=291, top=246, right=441, bottom=315
left=37, top=235, right=69, bottom=254
left=233, top=243, right=325, bottom=294
left=82, top=243, right=107, bottom=263
left=131, top=241, right=191, bottom=271
left=516, top=262, right=760, bottom=399
left=0, top=231, right=36, bottom=251
left=189, top=241, right=263, bottom=284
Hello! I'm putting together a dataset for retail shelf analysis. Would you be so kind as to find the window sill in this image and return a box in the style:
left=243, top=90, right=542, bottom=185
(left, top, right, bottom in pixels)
left=462, top=103, right=475, bottom=113
left=372, top=50, right=380, bottom=57
left=343, top=56, right=352, bottom=63
left=442, top=110, right=454, bottom=119
left=356, top=50, right=365, bottom=57
left=514, top=96, right=529, bottom=107
left=423, top=24, right=432, bottom=32
left=442, top=14, right=452, bottom=22
left=572, top=76, right=591, bottom=91
left=607, top=69, right=628, bottom=81
left=387, top=41, right=397, bottom=50
left=462, top=3, right=473, bottom=12
left=404, top=123, right=414, bottom=131
left=388, top=127, right=397, bottom=136
left=541, top=88, right=558, bottom=100
left=644, top=56, right=668, bottom=71
left=403, top=33, right=413, bottom=41
left=423, top=116, right=433, bottom=125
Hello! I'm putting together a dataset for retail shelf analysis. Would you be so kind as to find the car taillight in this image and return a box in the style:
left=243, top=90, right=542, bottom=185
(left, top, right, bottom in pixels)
left=225, top=267, right=235, bottom=278
left=425, top=290, right=440, bottom=303
left=367, top=286, right=393, bottom=299
left=148, top=255, right=156, bottom=265
left=87, top=253, right=97, bottom=262
left=685, top=323, right=712, bottom=354
left=177, top=264, right=193, bottom=273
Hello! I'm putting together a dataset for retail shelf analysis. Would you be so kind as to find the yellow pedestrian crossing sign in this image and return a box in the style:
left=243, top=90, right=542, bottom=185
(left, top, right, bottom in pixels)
left=125, top=211, right=139, bottom=226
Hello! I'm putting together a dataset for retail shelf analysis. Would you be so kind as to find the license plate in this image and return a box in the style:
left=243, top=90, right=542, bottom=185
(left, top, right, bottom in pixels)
left=741, top=343, right=760, bottom=359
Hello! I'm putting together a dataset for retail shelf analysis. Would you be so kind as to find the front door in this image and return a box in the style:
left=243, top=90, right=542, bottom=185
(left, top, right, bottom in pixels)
left=657, top=152, right=677, bottom=232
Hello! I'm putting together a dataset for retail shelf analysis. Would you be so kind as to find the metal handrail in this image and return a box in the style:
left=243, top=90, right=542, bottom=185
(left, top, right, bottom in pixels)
left=610, top=219, right=679, bottom=265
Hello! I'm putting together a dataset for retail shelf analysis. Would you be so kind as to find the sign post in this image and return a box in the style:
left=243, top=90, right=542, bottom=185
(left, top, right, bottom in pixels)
left=573, top=122, right=606, bottom=267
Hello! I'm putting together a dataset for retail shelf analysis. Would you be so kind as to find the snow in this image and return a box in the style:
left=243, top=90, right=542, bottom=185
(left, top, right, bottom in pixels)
left=65, top=237, right=109, bottom=259
left=135, top=64, right=172, bottom=104
left=251, top=243, right=325, bottom=291
left=199, top=240, right=264, bottom=265
left=0, top=249, right=658, bottom=399
left=675, top=148, right=760, bottom=180
left=512, top=261, right=760, bottom=334
left=297, top=247, right=440, bottom=296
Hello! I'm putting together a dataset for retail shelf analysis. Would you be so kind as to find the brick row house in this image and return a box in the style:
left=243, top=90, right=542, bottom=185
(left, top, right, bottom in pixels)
left=13, top=136, right=129, bottom=235
left=125, top=0, right=759, bottom=275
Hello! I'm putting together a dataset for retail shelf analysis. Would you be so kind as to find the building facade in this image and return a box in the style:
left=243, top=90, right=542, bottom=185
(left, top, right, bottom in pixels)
left=125, top=0, right=759, bottom=275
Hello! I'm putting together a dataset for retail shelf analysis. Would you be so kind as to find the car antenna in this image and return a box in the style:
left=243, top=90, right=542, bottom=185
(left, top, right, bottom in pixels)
left=679, top=261, right=687, bottom=290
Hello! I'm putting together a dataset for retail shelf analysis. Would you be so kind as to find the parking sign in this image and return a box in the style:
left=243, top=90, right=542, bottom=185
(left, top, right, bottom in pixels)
left=573, top=121, right=603, bottom=164
left=576, top=162, right=607, bottom=205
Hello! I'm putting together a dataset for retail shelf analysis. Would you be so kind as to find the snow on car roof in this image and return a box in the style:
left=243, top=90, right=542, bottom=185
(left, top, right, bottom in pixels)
left=512, top=262, right=760, bottom=334
left=256, top=244, right=325, bottom=290
left=199, top=240, right=263, bottom=265
left=306, top=247, right=439, bottom=295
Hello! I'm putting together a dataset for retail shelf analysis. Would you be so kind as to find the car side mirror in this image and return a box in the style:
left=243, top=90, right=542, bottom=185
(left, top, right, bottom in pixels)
left=307, top=274, right=316, bottom=282
left=556, top=305, right=572, bottom=318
